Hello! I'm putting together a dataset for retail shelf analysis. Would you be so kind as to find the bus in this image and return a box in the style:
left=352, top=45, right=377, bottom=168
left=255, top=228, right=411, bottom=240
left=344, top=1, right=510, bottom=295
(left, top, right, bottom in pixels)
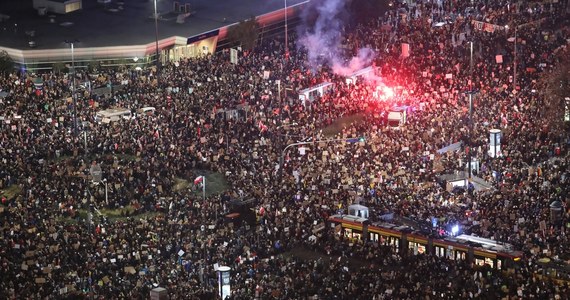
left=327, top=214, right=523, bottom=270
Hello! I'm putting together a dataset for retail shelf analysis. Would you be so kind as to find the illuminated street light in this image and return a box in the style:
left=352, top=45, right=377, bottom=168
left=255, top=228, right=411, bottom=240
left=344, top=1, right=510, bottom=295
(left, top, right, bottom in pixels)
left=64, top=39, right=79, bottom=137
left=153, top=0, right=160, bottom=77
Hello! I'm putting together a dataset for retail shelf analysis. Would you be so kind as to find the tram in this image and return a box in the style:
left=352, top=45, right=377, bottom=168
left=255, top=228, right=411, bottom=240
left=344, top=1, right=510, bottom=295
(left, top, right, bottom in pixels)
left=328, top=214, right=523, bottom=270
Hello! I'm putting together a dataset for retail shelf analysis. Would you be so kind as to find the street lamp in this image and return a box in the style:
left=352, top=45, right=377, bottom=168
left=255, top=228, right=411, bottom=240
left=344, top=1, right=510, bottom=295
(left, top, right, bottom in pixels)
left=513, top=26, right=517, bottom=88
left=466, top=40, right=477, bottom=179
left=465, top=90, right=478, bottom=179
left=153, top=0, right=160, bottom=77
left=65, top=39, right=79, bottom=137
left=284, top=0, right=288, bottom=59
left=102, top=178, right=109, bottom=206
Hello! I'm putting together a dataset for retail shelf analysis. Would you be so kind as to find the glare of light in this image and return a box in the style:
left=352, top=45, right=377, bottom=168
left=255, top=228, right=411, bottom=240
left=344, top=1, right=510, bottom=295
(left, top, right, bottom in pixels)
left=451, top=225, right=459, bottom=236
left=382, top=86, right=394, bottom=98
left=376, top=86, right=395, bottom=101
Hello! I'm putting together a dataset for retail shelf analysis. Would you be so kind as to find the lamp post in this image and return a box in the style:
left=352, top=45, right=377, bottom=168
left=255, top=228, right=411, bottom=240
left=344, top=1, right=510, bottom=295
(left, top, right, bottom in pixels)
left=469, top=40, right=473, bottom=179
left=153, top=0, right=160, bottom=77
left=65, top=39, right=79, bottom=137
left=284, top=0, right=288, bottom=59
left=466, top=40, right=477, bottom=179
left=513, top=27, right=517, bottom=88
left=102, top=178, right=108, bottom=206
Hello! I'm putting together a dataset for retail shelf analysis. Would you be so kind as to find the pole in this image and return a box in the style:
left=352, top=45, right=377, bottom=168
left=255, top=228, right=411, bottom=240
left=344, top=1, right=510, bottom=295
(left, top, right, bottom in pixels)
left=469, top=41, right=473, bottom=82
left=71, top=42, right=77, bottom=137
left=202, top=176, right=206, bottom=202
left=513, top=28, right=517, bottom=89
left=468, top=92, right=473, bottom=179
left=284, top=0, right=288, bottom=59
left=277, top=80, right=281, bottom=104
left=468, top=41, right=474, bottom=179
left=104, top=180, right=108, bottom=206
left=277, top=80, right=282, bottom=124
left=154, top=0, right=160, bottom=78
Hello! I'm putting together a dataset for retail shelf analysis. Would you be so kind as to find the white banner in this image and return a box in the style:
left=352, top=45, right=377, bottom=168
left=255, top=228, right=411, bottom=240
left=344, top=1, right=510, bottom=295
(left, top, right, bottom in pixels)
left=230, top=48, right=238, bottom=64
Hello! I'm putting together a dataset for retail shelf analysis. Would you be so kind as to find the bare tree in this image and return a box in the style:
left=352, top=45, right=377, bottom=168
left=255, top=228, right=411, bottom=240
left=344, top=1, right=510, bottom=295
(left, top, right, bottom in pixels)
left=0, top=51, right=14, bottom=75
left=227, top=18, right=260, bottom=51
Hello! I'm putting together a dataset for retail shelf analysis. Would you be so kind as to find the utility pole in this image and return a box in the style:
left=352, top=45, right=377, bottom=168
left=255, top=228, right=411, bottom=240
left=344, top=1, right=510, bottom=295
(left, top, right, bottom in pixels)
left=513, top=27, right=517, bottom=89
left=65, top=39, right=79, bottom=137
left=284, top=0, right=288, bottom=59
left=154, top=0, right=160, bottom=80
left=469, top=40, right=473, bottom=179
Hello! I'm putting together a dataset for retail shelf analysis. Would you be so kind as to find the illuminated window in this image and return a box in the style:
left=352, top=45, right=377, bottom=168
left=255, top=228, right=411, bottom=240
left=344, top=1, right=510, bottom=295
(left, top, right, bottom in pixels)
left=418, top=244, right=426, bottom=254
left=65, top=2, right=81, bottom=13
left=370, top=233, right=379, bottom=242
left=435, top=246, right=446, bottom=257
left=485, top=258, right=494, bottom=268
left=456, top=251, right=466, bottom=260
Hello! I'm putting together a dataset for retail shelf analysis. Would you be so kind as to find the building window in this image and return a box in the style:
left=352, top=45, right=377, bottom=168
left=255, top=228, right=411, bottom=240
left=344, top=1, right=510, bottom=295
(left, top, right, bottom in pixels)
left=65, top=2, right=81, bottom=13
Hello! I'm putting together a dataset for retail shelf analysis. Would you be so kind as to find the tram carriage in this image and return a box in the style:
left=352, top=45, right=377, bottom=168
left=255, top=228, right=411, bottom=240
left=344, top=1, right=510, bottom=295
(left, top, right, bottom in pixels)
left=328, top=215, right=522, bottom=270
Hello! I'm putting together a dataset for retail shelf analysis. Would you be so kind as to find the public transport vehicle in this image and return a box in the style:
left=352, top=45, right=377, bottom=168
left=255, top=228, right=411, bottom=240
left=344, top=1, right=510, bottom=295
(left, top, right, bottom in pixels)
left=327, top=214, right=523, bottom=270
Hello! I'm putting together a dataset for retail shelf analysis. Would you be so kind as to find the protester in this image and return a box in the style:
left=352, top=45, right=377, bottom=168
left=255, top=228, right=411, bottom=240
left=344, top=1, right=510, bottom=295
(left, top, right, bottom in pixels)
left=0, top=0, right=568, bottom=298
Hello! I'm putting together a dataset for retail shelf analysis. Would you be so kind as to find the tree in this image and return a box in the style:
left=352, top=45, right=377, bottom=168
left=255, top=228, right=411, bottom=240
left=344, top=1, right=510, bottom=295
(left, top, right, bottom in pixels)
left=227, top=18, right=260, bottom=50
left=52, top=62, right=66, bottom=74
left=88, top=60, right=99, bottom=73
left=0, top=51, right=15, bottom=75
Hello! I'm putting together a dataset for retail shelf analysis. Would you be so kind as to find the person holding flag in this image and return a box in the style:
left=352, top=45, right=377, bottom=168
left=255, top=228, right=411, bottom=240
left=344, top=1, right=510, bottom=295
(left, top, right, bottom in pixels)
left=194, top=175, right=206, bottom=201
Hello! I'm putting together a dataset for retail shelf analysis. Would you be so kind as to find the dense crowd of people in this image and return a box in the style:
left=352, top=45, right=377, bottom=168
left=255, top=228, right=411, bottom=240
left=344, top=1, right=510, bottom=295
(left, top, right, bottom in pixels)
left=1, top=0, right=569, bottom=299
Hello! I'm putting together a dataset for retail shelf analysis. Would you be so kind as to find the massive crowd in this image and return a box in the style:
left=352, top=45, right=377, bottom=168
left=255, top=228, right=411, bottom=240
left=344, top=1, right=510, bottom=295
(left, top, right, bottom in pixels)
left=0, top=0, right=569, bottom=299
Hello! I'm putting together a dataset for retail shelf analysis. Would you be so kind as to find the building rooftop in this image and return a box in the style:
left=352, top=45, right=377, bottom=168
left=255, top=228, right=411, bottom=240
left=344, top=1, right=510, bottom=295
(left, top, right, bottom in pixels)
left=0, top=0, right=306, bottom=50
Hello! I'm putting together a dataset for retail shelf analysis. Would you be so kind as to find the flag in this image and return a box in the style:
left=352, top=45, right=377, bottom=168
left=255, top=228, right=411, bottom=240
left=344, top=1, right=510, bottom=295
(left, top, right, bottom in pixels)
left=194, top=176, right=204, bottom=185
left=258, top=120, right=267, bottom=132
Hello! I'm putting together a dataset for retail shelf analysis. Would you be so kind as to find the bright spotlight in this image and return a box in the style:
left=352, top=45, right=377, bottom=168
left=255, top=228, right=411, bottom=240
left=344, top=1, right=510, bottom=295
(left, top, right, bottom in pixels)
left=382, top=86, right=394, bottom=98
left=451, top=225, right=459, bottom=236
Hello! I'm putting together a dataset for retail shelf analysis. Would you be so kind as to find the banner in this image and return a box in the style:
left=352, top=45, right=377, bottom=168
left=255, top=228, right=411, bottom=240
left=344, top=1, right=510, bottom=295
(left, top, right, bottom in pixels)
left=495, top=55, right=503, bottom=64
left=401, top=43, right=410, bottom=57
left=471, top=20, right=505, bottom=33
left=230, top=48, right=238, bottom=64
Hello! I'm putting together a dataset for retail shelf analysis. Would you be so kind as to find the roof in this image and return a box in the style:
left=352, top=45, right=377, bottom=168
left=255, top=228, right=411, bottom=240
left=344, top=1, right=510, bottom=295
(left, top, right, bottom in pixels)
left=0, top=0, right=306, bottom=50
left=348, top=204, right=369, bottom=211
left=39, top=0, right=79, bottom=3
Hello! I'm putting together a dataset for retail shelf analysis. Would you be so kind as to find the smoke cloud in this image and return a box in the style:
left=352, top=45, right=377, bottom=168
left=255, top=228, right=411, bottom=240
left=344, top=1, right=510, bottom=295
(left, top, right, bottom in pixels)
left=297, top=0, right=376, bottom=76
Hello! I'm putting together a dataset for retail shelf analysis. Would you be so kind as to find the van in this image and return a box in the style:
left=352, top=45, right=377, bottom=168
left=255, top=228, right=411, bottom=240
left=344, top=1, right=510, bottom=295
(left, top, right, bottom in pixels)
left=95, top=108, right=132, bottom=123
left=136, top=107, right=156, bottom=116
left=387, top=105, right=411, bottom=127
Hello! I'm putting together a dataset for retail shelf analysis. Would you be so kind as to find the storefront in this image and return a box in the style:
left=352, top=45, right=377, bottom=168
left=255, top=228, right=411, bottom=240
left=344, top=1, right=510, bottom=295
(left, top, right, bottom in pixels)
left=167, top=29, right=220, bottom=61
